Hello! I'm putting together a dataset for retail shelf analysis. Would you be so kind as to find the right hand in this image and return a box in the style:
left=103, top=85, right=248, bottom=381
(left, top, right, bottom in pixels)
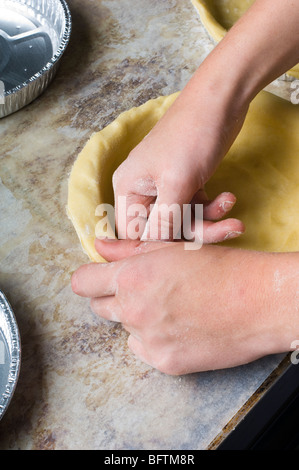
left=112, top=78, right=248, bottom=244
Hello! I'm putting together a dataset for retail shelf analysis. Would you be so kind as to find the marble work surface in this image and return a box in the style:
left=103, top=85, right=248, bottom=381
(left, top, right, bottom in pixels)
left=0, top=0, right=292, bottom=450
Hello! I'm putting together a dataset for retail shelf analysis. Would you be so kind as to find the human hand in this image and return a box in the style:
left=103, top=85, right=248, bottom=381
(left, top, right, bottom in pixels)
left=112, top=77, right=248, bottom=244
left=71, top=240, right=291, bottom=375
left=113, top=0, right=299, bottom=245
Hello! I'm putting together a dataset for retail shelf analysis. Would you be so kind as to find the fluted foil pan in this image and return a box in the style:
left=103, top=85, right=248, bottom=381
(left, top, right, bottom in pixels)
left=0, top=290, right=21, bottom=420
left=0, top=0, right=71, bottom=118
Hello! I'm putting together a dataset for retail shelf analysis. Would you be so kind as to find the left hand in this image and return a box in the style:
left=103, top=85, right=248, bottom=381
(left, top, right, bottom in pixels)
left=71, top=239, right=282, bottom=375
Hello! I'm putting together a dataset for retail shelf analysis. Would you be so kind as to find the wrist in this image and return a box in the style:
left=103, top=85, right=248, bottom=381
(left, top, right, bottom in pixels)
left=173, top=63, right=250, bottom=183
left=251, top=252, right=299, bottom=357
left=223, top=250, right=295, bottom=362
left=197, top=0, right=299, bottom=106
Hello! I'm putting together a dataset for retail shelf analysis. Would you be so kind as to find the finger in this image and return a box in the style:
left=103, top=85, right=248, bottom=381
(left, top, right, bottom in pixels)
left=95, top=237, right=176, bottom=262
left=141, top=189, right=184, bottom=241
left=193, top=191, right=237, bottom=221
left=90, top=296, right=122, bottom=322
left=113, top=162, right=157, bottom=239
left=71, top=261, right=122, bottom=298
left=115, top=192, right=155, bottom=240
left=95, top=217, right=245, bottom=260
left=203, top=218, right=245, bottom=244
left=127, top=335, right=155, bottom=368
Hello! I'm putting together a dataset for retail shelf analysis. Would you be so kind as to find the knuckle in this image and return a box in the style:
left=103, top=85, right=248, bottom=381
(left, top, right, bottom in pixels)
left=112, top=162, right=127, bottom=191
left=112, top=168, right=121, bottom=190
left=161, top=170, right=181, bottom=191
left=122, top=307, right=142, bottom=330
left=154, top=351, right=182, bottom=376
left=112, top=149, right=139, bottom=189
left=118, top=260, right=148, bottom=290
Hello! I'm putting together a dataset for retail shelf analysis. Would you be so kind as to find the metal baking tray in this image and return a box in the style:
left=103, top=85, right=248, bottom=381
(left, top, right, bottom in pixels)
left=0, top=0, right=71, bottom=118
left=0, top=290, right=21, bottom=420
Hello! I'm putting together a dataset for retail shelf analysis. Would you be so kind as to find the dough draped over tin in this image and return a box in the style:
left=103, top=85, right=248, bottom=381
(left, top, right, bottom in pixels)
left=191, top=0, right=299, bottom=78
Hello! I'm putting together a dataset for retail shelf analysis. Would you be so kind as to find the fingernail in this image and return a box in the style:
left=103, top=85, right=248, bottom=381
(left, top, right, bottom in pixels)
left=221, top=200, right=235, bottom=212
left=224, top=231, right=243, bottom=240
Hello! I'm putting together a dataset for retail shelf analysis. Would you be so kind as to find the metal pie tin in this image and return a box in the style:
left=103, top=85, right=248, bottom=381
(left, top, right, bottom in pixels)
left=0, top=290, right=21, bottom=420
left=0, top=0, right=71, bottom=118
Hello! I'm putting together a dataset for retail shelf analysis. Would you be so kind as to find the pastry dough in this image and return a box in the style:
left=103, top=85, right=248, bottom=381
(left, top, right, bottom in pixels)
left=206, top=91, right=299, bottom=252
left=67, top=90, right=299, bottom=261
left=191, top=0, right=299, bottom=78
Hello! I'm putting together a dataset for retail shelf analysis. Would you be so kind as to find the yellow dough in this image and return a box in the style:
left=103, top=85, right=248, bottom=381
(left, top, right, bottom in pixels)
left=206, top=91, right=299, bottom=252
left=67, top=90, right=299, bottom=262
left=191, top=0, right=299, bottom=78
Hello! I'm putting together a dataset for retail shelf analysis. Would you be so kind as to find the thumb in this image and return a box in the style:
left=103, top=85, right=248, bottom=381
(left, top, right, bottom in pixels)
left=141, top=187, right=187, bottom=242
left=115, top=192, right=155, bottom=241
left=95, top=238, right=175, bottom=262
